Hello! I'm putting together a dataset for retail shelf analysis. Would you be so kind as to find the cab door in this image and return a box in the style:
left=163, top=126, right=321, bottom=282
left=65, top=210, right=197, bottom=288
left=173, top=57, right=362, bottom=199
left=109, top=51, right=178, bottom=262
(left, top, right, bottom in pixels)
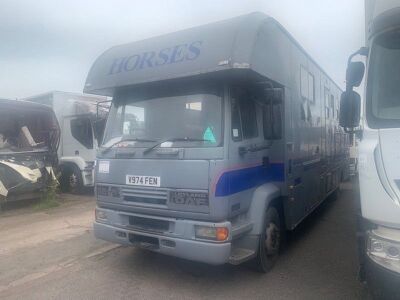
left=226, top=86, right=282, bottom=214
left=62, top=116, right=95, bottom=162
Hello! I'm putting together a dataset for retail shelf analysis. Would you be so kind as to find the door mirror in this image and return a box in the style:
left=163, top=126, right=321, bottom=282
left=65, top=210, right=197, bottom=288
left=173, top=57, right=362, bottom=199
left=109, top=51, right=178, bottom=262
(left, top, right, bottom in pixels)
left=339, top=90, right=361, bottom=129
left=346, top=61, right=365, bottom=88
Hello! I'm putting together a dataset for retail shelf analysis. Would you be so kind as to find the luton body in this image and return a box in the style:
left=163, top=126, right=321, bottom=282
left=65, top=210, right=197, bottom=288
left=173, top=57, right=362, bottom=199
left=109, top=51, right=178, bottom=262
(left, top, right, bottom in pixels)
left=86, top=12, right=349, bottom=269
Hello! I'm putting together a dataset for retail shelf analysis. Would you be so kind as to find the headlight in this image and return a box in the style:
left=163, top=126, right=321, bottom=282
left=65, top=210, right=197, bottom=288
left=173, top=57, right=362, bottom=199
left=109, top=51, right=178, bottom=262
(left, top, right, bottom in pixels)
left=96, top=185, right=120, bottom=198
left=95, top=208, right=108, bottom=222
left=367, top=227, right=400, bottom=273
left=195, top=225, right=229, bottom=241
left=85, top=161, right=95, bottom=170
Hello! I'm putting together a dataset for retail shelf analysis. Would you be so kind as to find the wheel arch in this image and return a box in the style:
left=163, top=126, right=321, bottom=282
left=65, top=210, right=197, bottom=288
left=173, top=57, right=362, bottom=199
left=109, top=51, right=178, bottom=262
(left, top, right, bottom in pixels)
left=247, top=183, right=282, bottom=235
left=59, top=157, right=86, bottom=171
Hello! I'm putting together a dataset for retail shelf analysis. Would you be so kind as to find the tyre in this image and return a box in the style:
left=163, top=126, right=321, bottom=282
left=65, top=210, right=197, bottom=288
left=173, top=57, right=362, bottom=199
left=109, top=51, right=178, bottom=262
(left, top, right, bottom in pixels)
left=254, top=206, right=282, bottom=273
left=60, top=165, right=83, bottom=194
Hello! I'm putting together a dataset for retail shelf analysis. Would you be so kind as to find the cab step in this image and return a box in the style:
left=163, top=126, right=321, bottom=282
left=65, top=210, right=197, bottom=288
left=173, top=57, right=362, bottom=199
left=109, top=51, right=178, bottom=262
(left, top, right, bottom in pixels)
left=229, top=247, right=256, bottom=265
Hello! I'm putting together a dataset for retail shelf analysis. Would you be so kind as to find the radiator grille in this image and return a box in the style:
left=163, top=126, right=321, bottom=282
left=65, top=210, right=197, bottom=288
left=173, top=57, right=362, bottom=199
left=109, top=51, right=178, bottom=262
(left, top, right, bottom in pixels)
left=121, top=186, right=168, bottom=207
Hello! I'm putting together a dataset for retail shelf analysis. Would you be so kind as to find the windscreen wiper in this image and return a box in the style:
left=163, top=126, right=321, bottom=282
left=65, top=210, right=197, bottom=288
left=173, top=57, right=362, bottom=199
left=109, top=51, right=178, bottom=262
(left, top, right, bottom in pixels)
left=101, top=138, right=157, bottom=154
left=143, top=137, right=210, bottom=155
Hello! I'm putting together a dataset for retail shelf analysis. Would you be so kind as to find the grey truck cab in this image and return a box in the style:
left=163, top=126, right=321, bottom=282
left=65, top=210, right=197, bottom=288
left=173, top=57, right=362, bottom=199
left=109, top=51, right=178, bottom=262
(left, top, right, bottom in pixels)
left=86, top=13, right=347, bottom=270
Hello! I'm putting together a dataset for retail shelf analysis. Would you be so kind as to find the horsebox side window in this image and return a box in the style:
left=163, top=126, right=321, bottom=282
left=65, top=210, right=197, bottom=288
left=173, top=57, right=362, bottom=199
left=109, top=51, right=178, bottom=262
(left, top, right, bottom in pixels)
left=71, top=117, right=93, bottom=149
left=308, top=73, right=315, bottom=103
left=330, top=95, right=335, bottom=119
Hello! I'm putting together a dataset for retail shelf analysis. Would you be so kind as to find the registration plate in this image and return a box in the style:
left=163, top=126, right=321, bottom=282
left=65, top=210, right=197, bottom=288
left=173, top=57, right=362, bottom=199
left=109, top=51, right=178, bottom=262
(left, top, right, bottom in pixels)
left=126, top=175, right=160, bottom=187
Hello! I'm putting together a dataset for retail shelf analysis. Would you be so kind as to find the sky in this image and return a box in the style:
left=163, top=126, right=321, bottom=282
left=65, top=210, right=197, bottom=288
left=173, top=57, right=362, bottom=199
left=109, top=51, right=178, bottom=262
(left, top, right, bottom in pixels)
left=0, top=0, right=365, bottom=99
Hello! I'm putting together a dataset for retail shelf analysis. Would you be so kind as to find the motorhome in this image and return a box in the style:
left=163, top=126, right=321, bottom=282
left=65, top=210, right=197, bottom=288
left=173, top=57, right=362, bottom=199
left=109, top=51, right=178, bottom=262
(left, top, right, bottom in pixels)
left=0, top=99, right=60, bottom=207
left=86, top=12, right=349, bottom=271
left=340, top=0, right=400, bottom=297
left=25, top=91, right=108, bottom=193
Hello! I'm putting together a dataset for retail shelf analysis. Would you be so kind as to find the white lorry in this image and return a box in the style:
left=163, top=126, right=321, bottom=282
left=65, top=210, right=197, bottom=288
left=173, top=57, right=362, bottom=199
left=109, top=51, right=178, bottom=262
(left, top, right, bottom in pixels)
left=340, top=0, right=400, bottom=298
left=25, top=91, right=108, bottom=193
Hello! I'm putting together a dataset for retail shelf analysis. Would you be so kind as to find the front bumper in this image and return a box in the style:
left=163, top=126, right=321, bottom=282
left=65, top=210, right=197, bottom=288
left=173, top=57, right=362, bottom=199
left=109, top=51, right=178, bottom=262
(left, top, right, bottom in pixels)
left=357, top=218, right=400, bottom=299
left=82, top=166, right=94, bottom=187
left=366, top=256, right=400, bottom=299
left=93, top=208, right=231, bottom=265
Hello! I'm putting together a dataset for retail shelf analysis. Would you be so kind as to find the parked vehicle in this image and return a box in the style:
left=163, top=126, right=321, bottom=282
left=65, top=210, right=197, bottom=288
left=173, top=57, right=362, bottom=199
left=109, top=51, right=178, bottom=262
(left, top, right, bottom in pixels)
left=25, top=91, right=108, bottom=193
left=86, top=12, right=349, bottom=270
left=349, top=135, right=359, bottom=176
left=340, top=0, right=400, bottom=298
left=0, top=99, right=60, bottom=208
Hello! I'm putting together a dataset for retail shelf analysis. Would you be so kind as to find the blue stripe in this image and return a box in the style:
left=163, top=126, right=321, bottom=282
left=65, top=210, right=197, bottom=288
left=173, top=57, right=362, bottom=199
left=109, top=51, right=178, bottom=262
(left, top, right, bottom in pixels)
left=215, top=163, right=284, bottom=197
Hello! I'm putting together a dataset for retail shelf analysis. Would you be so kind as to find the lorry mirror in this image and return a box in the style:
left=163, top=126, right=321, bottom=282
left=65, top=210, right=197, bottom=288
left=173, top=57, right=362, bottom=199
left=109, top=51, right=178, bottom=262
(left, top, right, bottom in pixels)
left=346, top=61, right=365, bottom=88
left=339, top=90, right=361, bottom=129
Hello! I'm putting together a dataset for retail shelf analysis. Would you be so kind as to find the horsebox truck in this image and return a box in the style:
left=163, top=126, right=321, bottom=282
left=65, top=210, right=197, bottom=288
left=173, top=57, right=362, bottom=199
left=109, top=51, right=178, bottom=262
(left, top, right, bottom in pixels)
left=340, top=0, right=400, bottom=298
left=25, top=91, right=108, bottom=193
left=85, top=12, right=350, bottom=271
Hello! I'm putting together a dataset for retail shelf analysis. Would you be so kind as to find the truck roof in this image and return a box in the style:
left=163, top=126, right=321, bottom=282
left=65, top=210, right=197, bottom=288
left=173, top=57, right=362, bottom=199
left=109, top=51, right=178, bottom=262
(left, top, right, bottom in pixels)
left=366, top=0, right=400, bottom=40
left=0, top=98, right=55, bottom=113
left=84, top=12, right=341, bottom=96
left=24, top=91, right=108, bottom=102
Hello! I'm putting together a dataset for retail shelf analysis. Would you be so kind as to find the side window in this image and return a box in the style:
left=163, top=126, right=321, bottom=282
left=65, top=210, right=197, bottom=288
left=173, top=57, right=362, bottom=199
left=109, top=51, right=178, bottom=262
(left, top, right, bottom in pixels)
left=324, top=88, right=330, bottom=119
left=231, top=87, right=258, bottom=140
left=300, top=66, right=309, bottom=99
left=300, top=103, right=307, bottom=121
left=300, top=66, right=315, bottom=104
left=263, top=99, right=282, bottom=140
left=239, top=97, right=258, bottom=139
left=231, top=98, right=242, bottom=141
left=71, top=117, right=93, bottom=149
left=330, top=95, right=335, bottom=119
left=308, top=73, right=315, bottom=103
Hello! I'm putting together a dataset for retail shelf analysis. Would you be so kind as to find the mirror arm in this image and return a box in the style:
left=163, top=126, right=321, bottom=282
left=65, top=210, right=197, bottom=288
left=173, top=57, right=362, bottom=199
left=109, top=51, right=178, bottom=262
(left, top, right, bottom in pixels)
left=347, top=47, right=369, bottom=65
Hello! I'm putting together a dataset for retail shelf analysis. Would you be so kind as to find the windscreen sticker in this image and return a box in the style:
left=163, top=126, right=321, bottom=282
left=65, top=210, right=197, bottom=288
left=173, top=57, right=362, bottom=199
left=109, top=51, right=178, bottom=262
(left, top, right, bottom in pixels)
left=203, top=126, right=217, bottom=143
left=98, top=160, right=110, bottom=174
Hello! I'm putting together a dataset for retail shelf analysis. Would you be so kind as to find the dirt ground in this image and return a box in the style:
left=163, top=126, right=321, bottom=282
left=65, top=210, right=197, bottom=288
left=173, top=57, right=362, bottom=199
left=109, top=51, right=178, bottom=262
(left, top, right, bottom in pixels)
left=0, top=184, right=371, bottom=299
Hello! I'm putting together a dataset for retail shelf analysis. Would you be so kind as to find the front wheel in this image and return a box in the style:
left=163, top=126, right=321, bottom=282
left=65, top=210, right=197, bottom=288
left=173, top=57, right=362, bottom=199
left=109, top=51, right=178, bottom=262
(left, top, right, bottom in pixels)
left=60, top=165, right=83, bottom=194
left=254, top=206, right=282, bottom=273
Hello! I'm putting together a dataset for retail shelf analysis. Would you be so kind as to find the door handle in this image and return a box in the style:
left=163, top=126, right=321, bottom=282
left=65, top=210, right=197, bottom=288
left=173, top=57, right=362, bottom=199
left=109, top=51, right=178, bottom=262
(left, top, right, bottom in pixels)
left=262, top=156, right=270, bottom=168
left=238, top=144, right=271, bottom=156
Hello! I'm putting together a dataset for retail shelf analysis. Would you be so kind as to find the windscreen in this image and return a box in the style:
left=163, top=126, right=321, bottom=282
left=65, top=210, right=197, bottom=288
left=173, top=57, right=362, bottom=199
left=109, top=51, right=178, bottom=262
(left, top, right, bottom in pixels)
left=103, top=85, right=223, bottom=148
left=368, top=29, right=400, bottom=127
left=0, top=108, right=59, bottom=154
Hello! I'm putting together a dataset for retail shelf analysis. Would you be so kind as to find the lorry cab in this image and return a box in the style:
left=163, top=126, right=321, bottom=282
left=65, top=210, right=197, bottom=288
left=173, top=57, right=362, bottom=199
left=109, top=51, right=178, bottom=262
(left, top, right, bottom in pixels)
left=97, top=80, right=284, bottom=220
left=93, top=79, right=285, bottom=266
left=25, top=91, right=108, bottom=193
left=87, top=12, right=348, bottom=269
left=340, top=1, right=400, bottom=297
left=0, top=99, right=60, bottom=206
